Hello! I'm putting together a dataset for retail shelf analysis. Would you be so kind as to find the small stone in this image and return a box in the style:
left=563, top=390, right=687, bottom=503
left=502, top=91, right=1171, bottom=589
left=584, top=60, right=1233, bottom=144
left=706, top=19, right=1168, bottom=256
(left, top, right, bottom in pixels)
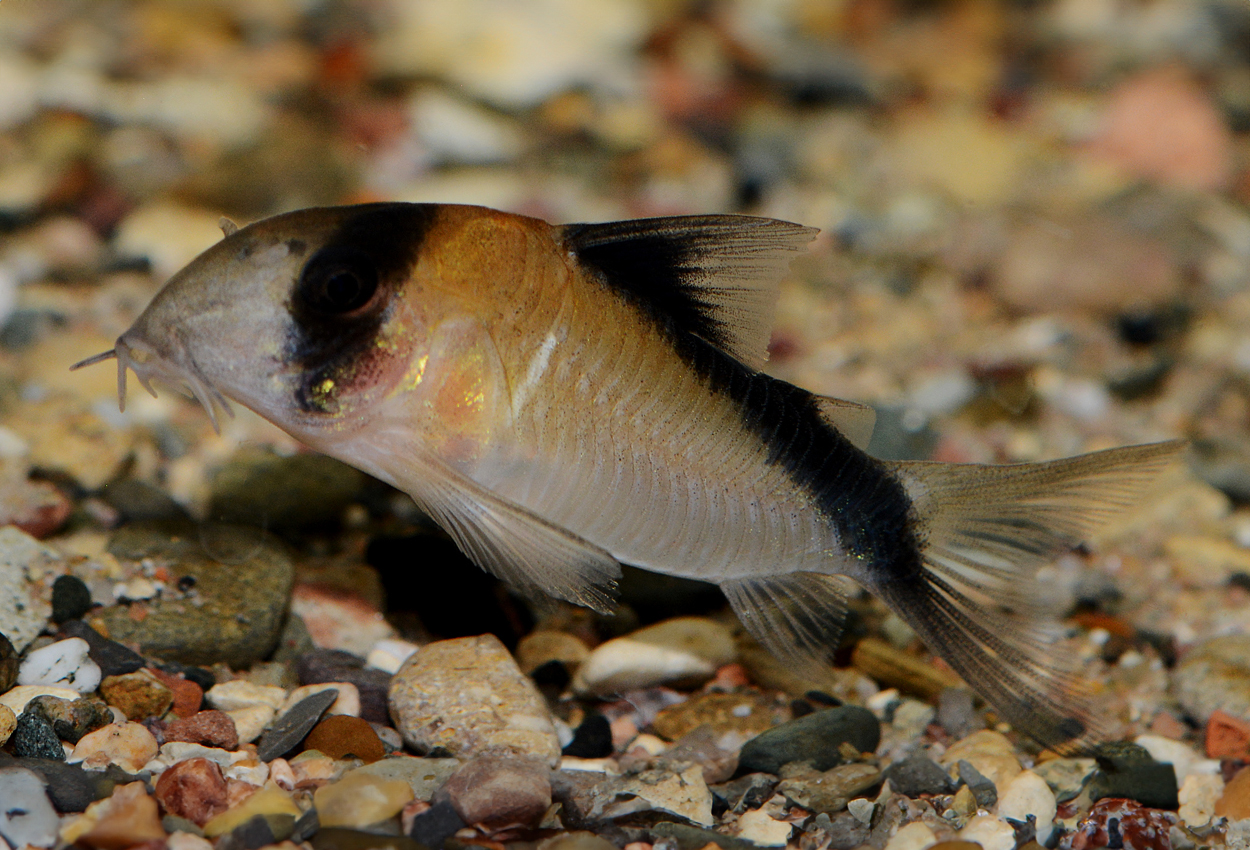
left=406, top=800, right=465, bottom=847
left=0, top=767, right=58, bottom=848
left=939, top=731, right=1021, bottom=797
left=154, top=758, right=229, bottom=826
left=442, top=754, right=551, bottom=829
left=936, top=689, right=981, bottom=739
left=958, top=815, right=1014, bottom=850
left=711, top=773, right=778, bottom=814
left=257, top=688, right=338, bottom=762
left=314, top=772, right=414, bottom=828
left=25, top=695, right=112, bottom=743
left=12, top=711, right=65, bottom=760
left=777, top=762, right=883, bottom=814
left=516, top=630, right=590, bottom=676
left=562, top=713, right=613, bottom=758
left=208, top=448, right=365, bottom=531
left=51, top=575, right=94, bottom=623
left=884, top=755, right=955, bottom=797
left=1089, top=742, right=1179, bottom=809
left=389, top=634, right=561, bottom=766
left=1030, top=757, right=1095, bottom=804
left=617, top=763, right=715, bottom=826
left=949, top=785, right=977, bottom=817
left=573, top=616, right=736, bottom=695
left=303, top=715, right=384, bottom=763
left=225, top=705, right=274, bottom=746
left=0, top=632, right=18, bottom=692
left=166, top=710, right=239, bottom=751
left=1205, top=709, right=1250, bottom=760
left=207, top=680, right=287, bottom=712
left=1173, top=634, right=1250, bottom=724
left=1069, top=797, right=1176, bottom=850
left=651, top=691, right=779, bottom=742
left=99, top=479, right=187, bottom=524
left=281, top=682, right=360, bottom=718
left=347, top=757, right=461, bottom=801
left=883, top=821, right=936, bottom=850
left=3, top=758, right=126, bottom=814
left=70, top=721, right=159, bottom=773
left=996, top=770, right=1056, bottom=844
left=0, top=684, right=82, bottom=715
left=291, top=584, right=396, bottom=658
left=1179, top=772, right=1223, bottom=827
left=100, top=669, right=174, bottom=720
left=0, top=527, right=63, bottom=652
left=737, top=706, right=881, bottom=774
left=735, top=808, right=793, bottom=846
left=19, top=637, right=102, bottom=693
left=365, top=638, right=419, bottom=675
left=0, top=704, right=14, bottom=745
left=847, top=798, right=875, bottom=824
left=297, top=649, right=390, bottom=725
left=149, top=668, right=204, bottom=718
left=60, top=621, right=145, bottom=677
left=1216, top=765, right=1250, bottom=819
left=214, top=814, right=287, bottom=850
left=202, top=782, right=300, bottom=838
left=74, top=781, right=167, bottom=850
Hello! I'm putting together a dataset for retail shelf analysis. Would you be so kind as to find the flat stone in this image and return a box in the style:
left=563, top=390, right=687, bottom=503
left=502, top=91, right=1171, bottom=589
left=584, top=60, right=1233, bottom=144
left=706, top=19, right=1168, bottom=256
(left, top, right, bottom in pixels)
left=776, top=762, right=882, bottom=814
left=883, top=754, right=954, bottom=797
left=738, top=706, right=881, bottom=774
left=614, top=763, right=715, bottom=826
left=313, top=772, right=414, bottom=828
left=18, top=637, right=102, bottom=692
left=573, top=616, right=736, bottom=696
left=0, top=767, right=58, bottom=848
left=69, top=721, right=159, bottom=773
left=389, top=634, right=561, bottom=766
left=442, top=754, right=552, bottom=828
left=60, top=620, right=145, bottom=677
left=24, top=695, right=112, bottom=743
left=208, top=448, right=366, bottom=531
left=100, top=669, right=174, bottom=720
left=711, top=773, right=778, bottom=814
left=165, top=710, right=239, bottom=751
left=303, top=714, right=384, bottom=763
left=11, top=712, right=64, bottom=760
left=406, top=800, right=464, bottom=847
left=206, top=680, right=287, bottom=712
left=154, top=757, right=228, bottom=826
left=0, top=526, right=63, bottom=652
left=0, top=756, right=136, bottom=813
left=0, top=631, right=18, bottom=692
left=346, top=756, right=461, bottom=801
left=51, top=575, right=93, bottom=623
left=256, top=687, right=338, bottom=761
left=735, top=808, right=793, bottom=846
left=202, top=782, right=300, bottom=838
left=73, top=781, right=167, bottom=849
left=650, top=691, right=780, bottom=742
left=997, top=770, right=1057, bottom=844
left=95, top=521, right=295, bottom=669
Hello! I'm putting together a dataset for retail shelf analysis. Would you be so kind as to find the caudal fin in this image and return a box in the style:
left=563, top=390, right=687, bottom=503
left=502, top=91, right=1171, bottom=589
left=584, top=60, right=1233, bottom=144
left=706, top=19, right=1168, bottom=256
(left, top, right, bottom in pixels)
left=880, top=441, right=1183, bottom=753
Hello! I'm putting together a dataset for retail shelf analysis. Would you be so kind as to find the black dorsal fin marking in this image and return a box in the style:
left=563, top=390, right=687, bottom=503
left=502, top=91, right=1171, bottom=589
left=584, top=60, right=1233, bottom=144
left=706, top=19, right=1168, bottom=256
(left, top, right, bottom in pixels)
left=562, top=215, right=818, bottom=370
left=813, top=396, right=876, bottom=451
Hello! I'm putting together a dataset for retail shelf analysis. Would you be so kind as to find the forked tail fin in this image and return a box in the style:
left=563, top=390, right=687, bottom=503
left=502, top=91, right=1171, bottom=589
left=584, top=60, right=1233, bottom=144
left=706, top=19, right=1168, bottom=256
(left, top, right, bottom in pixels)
left=878, top=440, right=1183, bottom=753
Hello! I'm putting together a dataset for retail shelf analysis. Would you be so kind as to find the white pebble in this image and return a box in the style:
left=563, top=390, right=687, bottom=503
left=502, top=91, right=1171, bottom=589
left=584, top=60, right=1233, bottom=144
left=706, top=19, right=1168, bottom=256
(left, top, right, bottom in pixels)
left=735, top=808, right=793, bottom=847
left=997, top=770, right=1056, bottom=844
left=1135, top=734, right=1217, bottom=782
left=17, top=638, right=101, bottom=693
left=1178, top=773, right=1223, bottom=827
left=848, top=798, right=875, bottom=824
left=959, top=814, right=1016, bottom=850
left=206, top=680, right=286, bottom=711
left=573, top=639, right=712, bottom=695
left=226, top=704, right=275, bottom=744
left=0, top=685, right=81, bottom=715
left=280, top=682, right=360, bottom=717
left=883, top=821, right=936, bottom=850
left=366, top=638, right=419, bottom=674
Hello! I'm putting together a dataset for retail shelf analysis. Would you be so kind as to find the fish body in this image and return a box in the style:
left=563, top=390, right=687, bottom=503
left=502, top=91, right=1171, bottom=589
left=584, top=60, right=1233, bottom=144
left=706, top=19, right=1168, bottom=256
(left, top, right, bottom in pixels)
left=79, top=203, right=1180, bottom=752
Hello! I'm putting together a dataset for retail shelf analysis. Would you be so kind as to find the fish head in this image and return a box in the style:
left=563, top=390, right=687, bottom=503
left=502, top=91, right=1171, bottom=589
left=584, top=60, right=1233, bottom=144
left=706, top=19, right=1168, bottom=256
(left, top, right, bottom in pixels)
left=87, top=204, right=438, bottom=441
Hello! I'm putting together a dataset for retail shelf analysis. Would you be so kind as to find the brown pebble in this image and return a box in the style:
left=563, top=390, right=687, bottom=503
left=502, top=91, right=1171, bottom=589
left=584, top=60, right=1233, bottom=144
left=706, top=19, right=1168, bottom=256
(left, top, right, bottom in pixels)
left=1217, top=765, right=1250, bottom=820
left=302, top=714, right=385, bottom=763
left=149, top=668, right=204, bottom=718
left=442, top=754, right=552, bottom=829
left=99, top=669, right=174, bottom=721
left=78, top=781, right=167, bottom=849
left=165, top=709, right=239, bottom=751
left=154, top=757, right=229, bottom=826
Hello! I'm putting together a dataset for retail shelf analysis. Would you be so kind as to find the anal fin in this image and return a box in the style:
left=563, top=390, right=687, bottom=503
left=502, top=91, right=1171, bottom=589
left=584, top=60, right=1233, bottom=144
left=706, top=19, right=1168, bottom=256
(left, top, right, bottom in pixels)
left=721, top=572, right=859, bottom=680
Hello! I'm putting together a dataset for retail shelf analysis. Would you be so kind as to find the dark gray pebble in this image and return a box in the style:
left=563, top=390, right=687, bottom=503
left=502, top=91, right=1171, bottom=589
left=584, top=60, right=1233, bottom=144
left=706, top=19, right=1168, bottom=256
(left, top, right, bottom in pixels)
left=562, top=713, right=612, bottom=758
left=311, top=828, right=429, bottom=850
left=0, top=755, right=139, bottom=812
left=1089, top=742, right=1178, bottom=809
left=25, top=695, right=112, bottom=744
left=883, top=755, right=954, bottom=797
left=291, top=808, right=320, bottom=844
left=209, top=449, right=365, bottom=531
left=711, top=773, right=779, bottom=815
left=805, top=811, right=870, bottom=850
left=215, top=814, right=283, bottom=850
left=256, top=688, right=338, bottom=761
left=0, top=632, right=17, bottom=693
left=297, top=649, right=390, bottom=724
left=60, top=619, right=145, bottom=676
left=51, top=575, right=93, bottom=624
left=407, top=800, right=464, bottom=848
left=737, top=706, right=880, bottom=774
left=100, top=479, right=188, bottom=523
left=957, top=760, right=997, bottom=809
left=12, top=713, right=65, bottom=761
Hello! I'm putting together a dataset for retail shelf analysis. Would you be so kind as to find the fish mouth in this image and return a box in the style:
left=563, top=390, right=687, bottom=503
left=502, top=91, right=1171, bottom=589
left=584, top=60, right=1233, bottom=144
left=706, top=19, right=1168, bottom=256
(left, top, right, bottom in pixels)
left=71, top=331, right=234, bottom=433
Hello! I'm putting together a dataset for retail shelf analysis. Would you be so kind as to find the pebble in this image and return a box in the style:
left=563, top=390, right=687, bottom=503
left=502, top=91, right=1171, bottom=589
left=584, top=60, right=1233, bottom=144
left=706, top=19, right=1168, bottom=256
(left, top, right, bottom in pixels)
left=346, top=757, right=460, bottom=801
left=516, top=630, right=591, bottom=676
left=11, top=711, right=65, bottom=760
left=256, top=687, right=338, bottom=761
left=149, top=668, right=204, bottom=718
left=996, top=770, right=1056, bottom=844
left=207, top=449, right=365, bottom=531
left=364, top=638, right=419, bottom=675
left=650, top=691, right=779, bottom=741
left=883, top=754, right=954, bottom=797
left=1088, top=741, right=1179, bottom=810
left=202, top=782, right=300, bottom=838
left=0, top=683, right=82, bottom=715
left=0, top=767, right=59, bottom=849
left=1030, top=757, right=1095, bottom=803
left=776, top=762, right=883, bottom=814
left=166, top=710, right=239, bottom=751
left=562, top=713, right=613, bottom=759
left=280, top=682, right=360, bottom=718
left=69, top=721, right=159, bottom=773
left=537, top=833, right=617, bottom=850
left=60, top=621, right=146, bottom=677
left=96, top=522, right=295, bottom=669
left=0, top=527, right=61, bottom=652
left=303, top=715, right=384, bottom=763
left=883, top=821, right=937, bottom=850
left=573, top=616, right=736, bottom=695
left=24, top=694, right=112, bottom=743
left=0, top=704, right=14, bottom=745
left=939, top=731, right=1021, bottom=796
left=0, top=632, right=17, bottom=692
left=207, top=681, right=288, bottom=713
left=225, top=705, right=275, bottom=746
left=67, top=781, right=167, bottom=849
left=1174, top=634, right=1250, bottom=724
left=614, top=763, right=715, bottom=826
left=441, top=754, right=552, bottom=829
left=297, top=649, right=391, bottom=725
left=313, top=772, right=414, bottom=828
left=406, top=800, right=466, bottom=848
left=388, top=634, right=562, bottom=766
left=51, top=574, right=94, bottom=623
left=290, top=584, right=396, bottom=658
left=99, top=669, right=174, bottom=720
left=958, top=815, right=1015, bottom=850
left=1216, top=765, right=1250, bottom=819
left=1205, top=708, right=1250, bottom=759
left=737, top=706, right=881, bottom=774
left=1178, top=772, right=1223, bottom=827
left=1069, top=797, right=1176, bottom=850
left=154, top=758, right=229, bottom=826
left=1134, top=733, right=1212, bottom=783
left=734, top=808, right=793, bottom=846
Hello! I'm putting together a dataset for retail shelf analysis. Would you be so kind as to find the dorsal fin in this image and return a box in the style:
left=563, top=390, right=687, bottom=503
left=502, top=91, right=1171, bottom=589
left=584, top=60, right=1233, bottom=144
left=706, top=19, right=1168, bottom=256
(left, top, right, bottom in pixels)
left=814, top=395, right=876, bottom=451
left=562, top=215, right=818, bottom=370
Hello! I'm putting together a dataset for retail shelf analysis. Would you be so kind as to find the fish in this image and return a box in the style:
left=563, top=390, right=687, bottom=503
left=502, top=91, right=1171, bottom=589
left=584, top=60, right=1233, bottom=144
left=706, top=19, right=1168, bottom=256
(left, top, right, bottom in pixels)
left=74, top=202, right=1181, bottom=753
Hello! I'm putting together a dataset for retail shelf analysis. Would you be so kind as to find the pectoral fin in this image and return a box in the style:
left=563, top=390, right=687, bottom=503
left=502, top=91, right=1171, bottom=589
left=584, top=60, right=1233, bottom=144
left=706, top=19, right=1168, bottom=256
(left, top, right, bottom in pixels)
left=405, top=453, right=622, bottom=613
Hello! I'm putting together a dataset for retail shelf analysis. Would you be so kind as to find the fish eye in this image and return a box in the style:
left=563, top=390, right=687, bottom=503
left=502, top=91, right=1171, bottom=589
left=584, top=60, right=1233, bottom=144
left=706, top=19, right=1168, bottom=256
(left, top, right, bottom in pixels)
left=297, top=247, right=379, bottom=316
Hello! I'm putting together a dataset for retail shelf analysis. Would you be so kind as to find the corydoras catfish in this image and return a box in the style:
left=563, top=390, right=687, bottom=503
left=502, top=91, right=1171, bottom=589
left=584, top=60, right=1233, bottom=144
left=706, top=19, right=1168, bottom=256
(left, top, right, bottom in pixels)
left=75, top=203, right=1180, bottom=753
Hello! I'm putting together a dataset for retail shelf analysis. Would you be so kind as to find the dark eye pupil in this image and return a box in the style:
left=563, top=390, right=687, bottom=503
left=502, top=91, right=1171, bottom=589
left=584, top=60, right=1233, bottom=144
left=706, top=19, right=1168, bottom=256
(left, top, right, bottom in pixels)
left=324, top=270, right=364, bottom=309
left=299, top=248, right=379, bottom=316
